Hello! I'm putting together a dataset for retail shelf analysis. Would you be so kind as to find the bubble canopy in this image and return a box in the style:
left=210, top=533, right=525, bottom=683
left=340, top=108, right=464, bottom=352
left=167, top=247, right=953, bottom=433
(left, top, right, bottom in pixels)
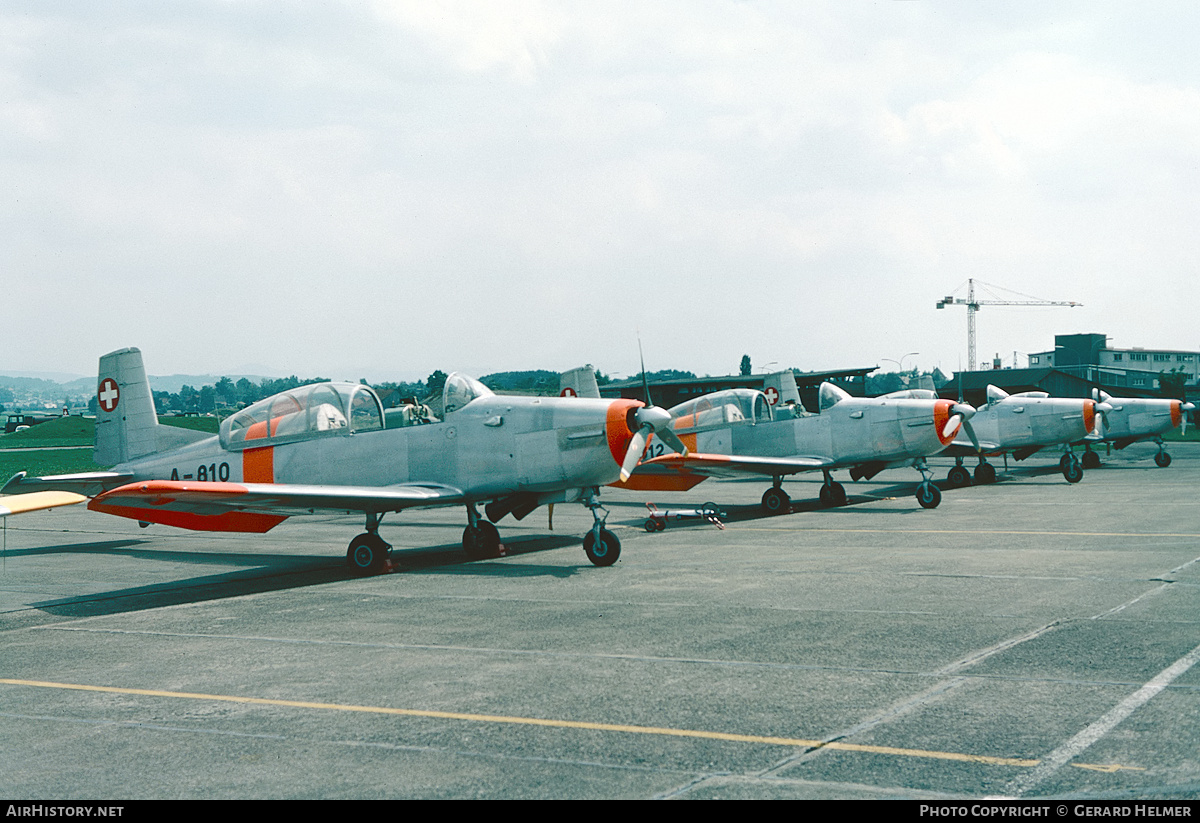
left=220, top=382, right=385, bottom=450
left=442, top=372, right=494, bottom=415
left=669, top=388, right=773, bottom=431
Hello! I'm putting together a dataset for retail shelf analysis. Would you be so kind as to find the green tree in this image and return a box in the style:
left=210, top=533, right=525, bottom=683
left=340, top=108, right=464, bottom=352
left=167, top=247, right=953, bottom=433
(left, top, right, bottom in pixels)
left=214, top=376, right=235, bottom=407
left=426, top=370, right=448, bottom=397
left=1160, top=368, right=1187, bottom=400
left=740, top=355, right=751, bottom=376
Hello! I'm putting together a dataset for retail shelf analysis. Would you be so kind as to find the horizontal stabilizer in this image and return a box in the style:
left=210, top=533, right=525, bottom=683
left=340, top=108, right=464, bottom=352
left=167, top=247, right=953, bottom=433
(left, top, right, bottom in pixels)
left=3, top=471, right=136, bottom=498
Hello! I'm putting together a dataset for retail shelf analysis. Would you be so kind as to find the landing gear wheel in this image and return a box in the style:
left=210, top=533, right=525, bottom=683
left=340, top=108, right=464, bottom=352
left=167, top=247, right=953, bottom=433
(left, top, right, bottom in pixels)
left=583, top=528, right=621, bottom=567
left=761, top=487, right=790, bottom=515
left=947, top=465, right=972, bottom=487
left=974, top=463, right=996, bottom=485
left=1060, top=453, right=1073, bottom=473
left=463, top=521, right=502, bottom=559
left=916, top=482, right=942, bottom=509
left=1063, top=458, right=1084, bottom=484
left=347, top=533, right=390, bottom=575
left=1082, top=451, right=1101, bottom=469
left=819, top=482, right=847, bottom=507
left=1155, top=451, right=1172, bottom=468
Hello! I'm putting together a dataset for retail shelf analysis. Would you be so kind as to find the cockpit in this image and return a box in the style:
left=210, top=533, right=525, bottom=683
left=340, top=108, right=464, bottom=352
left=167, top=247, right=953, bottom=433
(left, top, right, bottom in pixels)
left=442, top=372, right=494, bottom=415
left=220, top=382, right=385, bottom=450
left=669, top=389, right=773, bottom=432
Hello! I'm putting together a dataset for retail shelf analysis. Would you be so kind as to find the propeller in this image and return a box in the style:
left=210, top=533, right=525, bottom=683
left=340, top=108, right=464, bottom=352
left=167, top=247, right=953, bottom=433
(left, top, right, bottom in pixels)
left=1091, top=389, right=1114, bottom=437
left=943, top=401, right=979, bottom=451
left=618, top=339, right=689, bottom=482
left=620, top=405, right=688, bottom=481
left=1182, top=401, right=1196, bottom=435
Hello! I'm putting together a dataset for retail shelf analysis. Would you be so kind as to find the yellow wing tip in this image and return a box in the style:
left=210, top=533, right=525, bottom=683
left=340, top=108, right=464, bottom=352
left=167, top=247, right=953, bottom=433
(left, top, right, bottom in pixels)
left=0, top=491, right=88, bottom=517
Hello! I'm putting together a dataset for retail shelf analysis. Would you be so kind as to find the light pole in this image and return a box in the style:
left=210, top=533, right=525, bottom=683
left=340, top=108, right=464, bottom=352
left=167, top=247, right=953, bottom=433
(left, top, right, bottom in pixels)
left=881, top=352, right=919, bottom=385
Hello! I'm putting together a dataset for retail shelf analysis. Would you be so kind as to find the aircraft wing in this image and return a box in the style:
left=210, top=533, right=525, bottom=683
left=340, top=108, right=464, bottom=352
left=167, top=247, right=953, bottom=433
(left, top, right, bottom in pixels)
left=0, top=491, right=88, bottom=517
left=938, top=439, right=1002, bottom=458
left=635, top=452, right=833, bottom=479
left=87, top=480, right=468, bottom=533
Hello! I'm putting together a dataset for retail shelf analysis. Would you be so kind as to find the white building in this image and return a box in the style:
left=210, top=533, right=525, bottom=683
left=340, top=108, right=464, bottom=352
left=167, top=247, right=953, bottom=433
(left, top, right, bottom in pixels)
left=1028, top=334, right=1199, bottom=390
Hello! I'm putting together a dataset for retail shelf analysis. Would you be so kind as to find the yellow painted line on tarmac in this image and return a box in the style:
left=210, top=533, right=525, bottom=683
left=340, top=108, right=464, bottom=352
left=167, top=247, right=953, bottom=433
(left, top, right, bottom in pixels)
left=0, top=677, right=1140, bottom=772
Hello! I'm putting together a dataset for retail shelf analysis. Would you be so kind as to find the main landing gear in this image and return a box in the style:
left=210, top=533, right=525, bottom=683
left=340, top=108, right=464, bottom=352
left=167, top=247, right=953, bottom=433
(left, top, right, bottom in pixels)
left=818, top=471, right=847, bottom=508
left=1081, top=447, right=1102, bottom=469
left=347, top=512, right=391, bottom=575
left=946, top=459, right=972, bottom=488
left=761, top=481, right=790, bottom=515
left=463, top=504, right=502, bottom=560
left=973, top=460, right=997, bottom=485
left=1058, top=451, right=1084, bottom=483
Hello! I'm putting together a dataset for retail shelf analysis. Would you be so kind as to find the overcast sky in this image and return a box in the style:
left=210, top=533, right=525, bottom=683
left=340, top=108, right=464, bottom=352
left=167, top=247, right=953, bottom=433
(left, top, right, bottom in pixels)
left=4, top=1, right=1198, bottom=383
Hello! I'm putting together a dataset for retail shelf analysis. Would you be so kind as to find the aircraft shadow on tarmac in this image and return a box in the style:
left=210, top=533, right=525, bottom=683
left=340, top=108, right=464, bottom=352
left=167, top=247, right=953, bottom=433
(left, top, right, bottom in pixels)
left=604, top=461, right=1112, bottom=530
left=11, top=533, right=589, bottom=618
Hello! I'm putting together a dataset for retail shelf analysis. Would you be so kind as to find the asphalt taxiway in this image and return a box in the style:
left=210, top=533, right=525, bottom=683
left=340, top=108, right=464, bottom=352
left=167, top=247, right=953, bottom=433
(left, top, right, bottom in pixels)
left=1, top=441, right=1198, bottom=799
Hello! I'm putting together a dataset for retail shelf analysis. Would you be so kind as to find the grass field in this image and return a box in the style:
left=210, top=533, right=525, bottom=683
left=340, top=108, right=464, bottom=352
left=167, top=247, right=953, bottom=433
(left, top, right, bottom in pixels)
left=0, top=415, right=219, bottom=479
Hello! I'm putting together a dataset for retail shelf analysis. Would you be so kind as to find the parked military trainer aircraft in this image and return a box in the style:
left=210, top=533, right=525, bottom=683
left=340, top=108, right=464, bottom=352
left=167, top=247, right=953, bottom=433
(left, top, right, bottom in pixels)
left=559, top=370, right=975, bottom=511
left=937, top=385, right=1104, bottom=486
left=2, top=348, right=684, bottom=573
left=1076, top=389, right=1195, bottom=469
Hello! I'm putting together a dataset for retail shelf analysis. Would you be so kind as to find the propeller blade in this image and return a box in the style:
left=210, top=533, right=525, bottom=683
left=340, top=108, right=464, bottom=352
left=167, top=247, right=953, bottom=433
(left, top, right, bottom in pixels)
left=942, top=414, right=963, bottom=440
left=656, top=426, right=689, bottom=457
left=620, top=425, right=651, bottom=482
left=634, top=405, right=688, bottom=456
left=1093, top=401, right=1113, bottom=436
left=961, top=418, right=981, bottom=452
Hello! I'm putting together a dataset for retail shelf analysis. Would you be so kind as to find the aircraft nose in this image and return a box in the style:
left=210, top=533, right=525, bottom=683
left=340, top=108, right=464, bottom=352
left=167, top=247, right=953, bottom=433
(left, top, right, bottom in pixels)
left=1171, top=400, right=1185, bottom=429
left=934, top=400, right=975, bottom=446
left=605, top=399, right=645, bottom=469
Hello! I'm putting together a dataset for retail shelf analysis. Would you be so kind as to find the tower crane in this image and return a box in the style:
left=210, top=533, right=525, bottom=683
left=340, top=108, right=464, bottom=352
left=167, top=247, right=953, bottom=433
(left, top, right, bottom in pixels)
left=936, top=279, right=1081, bottom=370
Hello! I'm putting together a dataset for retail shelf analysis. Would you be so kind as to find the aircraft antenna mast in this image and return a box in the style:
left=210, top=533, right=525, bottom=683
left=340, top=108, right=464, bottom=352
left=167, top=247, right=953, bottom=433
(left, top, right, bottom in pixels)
left=936, top=279, right=1081, bottom=370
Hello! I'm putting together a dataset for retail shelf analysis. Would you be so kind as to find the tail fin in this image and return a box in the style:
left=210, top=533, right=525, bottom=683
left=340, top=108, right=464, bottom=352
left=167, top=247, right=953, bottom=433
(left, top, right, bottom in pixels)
left=94, top=347, right=209, bottom=465
left=95, top=347, right=160, bottom=466
left=762, top=369, right=802, bottom=406
left=559, top=365, right=601, bottom=399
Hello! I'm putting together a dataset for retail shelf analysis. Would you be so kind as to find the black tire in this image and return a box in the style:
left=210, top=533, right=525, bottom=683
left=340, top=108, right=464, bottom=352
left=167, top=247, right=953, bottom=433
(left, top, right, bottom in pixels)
left=1082, top=451, right=1101, bottom=469
left=583, top=528, right=621, bottom=566
left=761, top=487, right=789, bottom=515
left=916, top=482, right=941, bottom=509
left=947, top=465, right=971, bottom=487
left=1063, top=459, right=1084, bottom=484
left=1060, top=453, right=1073, bottom=472
left=830, top=482, right=846, bottom=506
left=974, top=463, right=996, bottom=485
left=463, top=522, right=501, bottom=559
left=644, top=518, right=659, bottom=533
left=1155, top=451, right=1172, bottom=468
left=347, top=533, right=389, bottom=575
